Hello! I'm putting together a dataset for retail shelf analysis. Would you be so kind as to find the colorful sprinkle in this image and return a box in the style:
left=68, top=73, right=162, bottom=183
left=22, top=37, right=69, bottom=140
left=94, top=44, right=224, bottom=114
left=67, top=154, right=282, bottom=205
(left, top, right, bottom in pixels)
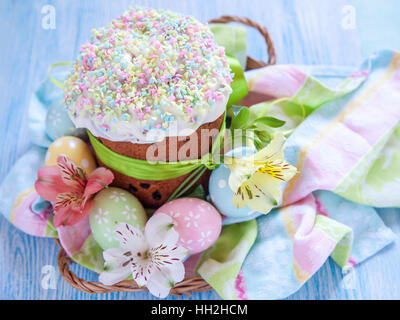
left=64, top=6, right=232, bottom=141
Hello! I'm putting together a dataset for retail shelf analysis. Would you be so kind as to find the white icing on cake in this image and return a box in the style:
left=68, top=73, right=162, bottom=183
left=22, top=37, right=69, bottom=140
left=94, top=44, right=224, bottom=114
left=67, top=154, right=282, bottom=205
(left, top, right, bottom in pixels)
left=64, top=6, right=232, bottom=143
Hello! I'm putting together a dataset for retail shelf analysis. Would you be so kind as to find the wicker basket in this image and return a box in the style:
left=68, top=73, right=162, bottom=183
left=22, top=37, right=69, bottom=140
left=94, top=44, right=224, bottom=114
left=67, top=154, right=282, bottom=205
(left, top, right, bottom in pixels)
left=56, top=15, right=277, bottom=296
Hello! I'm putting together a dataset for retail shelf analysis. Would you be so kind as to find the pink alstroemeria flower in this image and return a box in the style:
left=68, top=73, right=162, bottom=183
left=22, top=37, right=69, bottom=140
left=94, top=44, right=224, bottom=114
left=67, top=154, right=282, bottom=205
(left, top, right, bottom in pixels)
left=35, top=155, right=114, bottom=227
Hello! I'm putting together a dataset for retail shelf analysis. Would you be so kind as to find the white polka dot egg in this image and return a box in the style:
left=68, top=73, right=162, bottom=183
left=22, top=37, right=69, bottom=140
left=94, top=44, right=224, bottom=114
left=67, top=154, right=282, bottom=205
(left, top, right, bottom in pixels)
left=89, top=187, right=147, bottom=250
left=45, top=103, right=86, bottom=141
left=153, top=198, right=222, bottom=254
left=45, top=136, right=97, bottom=175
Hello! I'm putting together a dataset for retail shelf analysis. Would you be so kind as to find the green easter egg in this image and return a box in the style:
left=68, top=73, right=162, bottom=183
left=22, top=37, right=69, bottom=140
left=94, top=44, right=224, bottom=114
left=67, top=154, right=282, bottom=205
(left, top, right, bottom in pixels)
left=89, top=187, right=147, bottom=250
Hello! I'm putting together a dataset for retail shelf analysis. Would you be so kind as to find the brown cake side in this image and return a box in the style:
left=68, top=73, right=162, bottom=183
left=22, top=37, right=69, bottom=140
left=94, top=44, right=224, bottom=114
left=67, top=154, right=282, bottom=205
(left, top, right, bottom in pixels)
left=94, top=113, right=225, bottom=207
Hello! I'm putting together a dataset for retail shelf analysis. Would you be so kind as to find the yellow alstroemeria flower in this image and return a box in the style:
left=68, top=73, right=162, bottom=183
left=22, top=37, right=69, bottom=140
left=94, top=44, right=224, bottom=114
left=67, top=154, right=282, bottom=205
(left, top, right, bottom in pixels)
left=224, top=133, right=297, bottom=214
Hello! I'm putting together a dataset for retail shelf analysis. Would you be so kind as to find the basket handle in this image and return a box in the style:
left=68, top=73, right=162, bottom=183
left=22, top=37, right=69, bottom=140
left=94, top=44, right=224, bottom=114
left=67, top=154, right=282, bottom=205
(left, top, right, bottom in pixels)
left=208, top=15, right=277, bottom=69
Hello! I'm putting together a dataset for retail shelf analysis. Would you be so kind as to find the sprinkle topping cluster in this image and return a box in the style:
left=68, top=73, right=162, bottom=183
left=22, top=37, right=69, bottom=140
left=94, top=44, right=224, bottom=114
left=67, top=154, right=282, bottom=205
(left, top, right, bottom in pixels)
left=64, top=6, right=232, bottom=142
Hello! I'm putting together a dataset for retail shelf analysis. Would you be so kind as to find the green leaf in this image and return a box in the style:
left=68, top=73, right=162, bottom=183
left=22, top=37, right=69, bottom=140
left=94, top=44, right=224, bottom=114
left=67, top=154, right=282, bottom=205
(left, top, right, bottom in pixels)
left=256, top=130, right=271, bottom=143
left=184, top=184, right=207, bottom=200
left=254, top=116, right=286, bottom=128
left=253, top=138, right=264, bottom=151
left=231, top=106, right=250, bottom=129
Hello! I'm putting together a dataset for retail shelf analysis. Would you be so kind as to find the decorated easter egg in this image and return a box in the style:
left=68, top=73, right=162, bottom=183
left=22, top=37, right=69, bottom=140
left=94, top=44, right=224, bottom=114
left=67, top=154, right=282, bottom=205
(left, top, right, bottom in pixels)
left=45, top=103, right=86, bottom=141
left=209, top=147, right=262, bottom=223
left=154, top=198, right=222, bottom=254
left=89, top=187, right=147, bottom=250
left=45, top=136, right=97, bottom=175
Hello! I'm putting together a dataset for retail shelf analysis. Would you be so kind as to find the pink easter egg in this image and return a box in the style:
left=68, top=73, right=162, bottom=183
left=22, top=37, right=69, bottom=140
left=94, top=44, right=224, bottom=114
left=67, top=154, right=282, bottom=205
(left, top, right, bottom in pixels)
left=153, top=198, right=222, bottom=254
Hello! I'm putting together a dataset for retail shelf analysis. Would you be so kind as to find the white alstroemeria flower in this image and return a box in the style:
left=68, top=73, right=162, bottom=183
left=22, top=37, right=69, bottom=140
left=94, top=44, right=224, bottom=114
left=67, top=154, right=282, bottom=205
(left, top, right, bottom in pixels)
left=224, top=133, right=297, bottom=214
left=99, top=213, right=188, bottom=298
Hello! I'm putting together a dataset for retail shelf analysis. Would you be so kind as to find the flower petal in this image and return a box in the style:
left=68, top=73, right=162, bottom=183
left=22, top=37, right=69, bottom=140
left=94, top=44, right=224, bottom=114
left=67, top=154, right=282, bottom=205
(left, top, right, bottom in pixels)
left=232, top=182, right=252, bottom=209
left=53, top=199, right=93, bottom=227
left=240, top=172, right=281, bottom=214
left=227, top=163, right=254, bottom=193
left=146, top=263, right=185, bottom=298
left=80, top=197, right=94, bottom=218
left=130, top=258, right=155, bottom=287
left=98, top=247, right=134, bottom=285
left=145, top=269, right=175, bottom=299
left=225, top=133, right=287, bottom=193
left=129, top=243, right=187, bottom=289
left=55, top=192, right=83, bottom=211
left=57, top=155, right=87, bottom=191
left=113, top=223, right=152, bottom=287
left=145, top=213, right=179, bottom=248
left=253, top=132, right=286, bottom=162
left=99, top=266, right=131, bottom=285
left=170, top=245, right=189, bottom=263
left=114, top=222, right=146, bottom=251
left=257, top=159, right=297, bottom=182
left=103, top=247, right=130, bottom=266
left=151, top=243, right=188, bottom=268
left=83, top=167, right=114, bottom=198
left=35, top=166, right=70, bottom=202
left=168, top=261, right=185, bottom=283
left=53, top=206, right=78, bottom=227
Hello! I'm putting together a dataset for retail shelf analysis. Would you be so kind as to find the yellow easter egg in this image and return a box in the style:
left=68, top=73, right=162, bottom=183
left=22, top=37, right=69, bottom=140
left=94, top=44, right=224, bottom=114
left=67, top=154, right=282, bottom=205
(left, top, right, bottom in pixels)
left=45, top=136, right=97, bottom=175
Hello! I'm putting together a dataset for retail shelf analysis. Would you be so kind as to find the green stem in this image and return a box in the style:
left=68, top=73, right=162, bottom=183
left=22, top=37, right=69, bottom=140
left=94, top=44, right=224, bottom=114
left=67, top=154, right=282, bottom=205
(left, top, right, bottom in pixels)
left=172, top=166, right=208, bottom=200
left=167, top=165, right=205, bottom=202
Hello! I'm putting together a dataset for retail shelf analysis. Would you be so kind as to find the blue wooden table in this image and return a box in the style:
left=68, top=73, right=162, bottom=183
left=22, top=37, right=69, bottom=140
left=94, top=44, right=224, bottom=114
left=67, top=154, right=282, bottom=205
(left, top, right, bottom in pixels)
left=1, top=0, right=400, bottom=300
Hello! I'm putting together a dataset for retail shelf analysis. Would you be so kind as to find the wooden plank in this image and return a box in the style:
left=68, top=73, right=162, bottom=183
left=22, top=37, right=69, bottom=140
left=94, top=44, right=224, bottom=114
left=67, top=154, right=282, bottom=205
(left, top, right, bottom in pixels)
left=0, top=0, right=398, bottom=300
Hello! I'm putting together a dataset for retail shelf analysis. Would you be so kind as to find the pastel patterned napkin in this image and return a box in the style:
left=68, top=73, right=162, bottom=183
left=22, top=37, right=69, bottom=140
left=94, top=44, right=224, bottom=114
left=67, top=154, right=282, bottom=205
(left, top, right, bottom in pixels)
left=197, top=50, right=399, bottom=299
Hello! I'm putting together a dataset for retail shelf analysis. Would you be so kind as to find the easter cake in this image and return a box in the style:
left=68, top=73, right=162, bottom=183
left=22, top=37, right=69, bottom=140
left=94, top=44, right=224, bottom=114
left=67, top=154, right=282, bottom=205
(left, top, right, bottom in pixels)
left=64, top=7, right=233, bottom=207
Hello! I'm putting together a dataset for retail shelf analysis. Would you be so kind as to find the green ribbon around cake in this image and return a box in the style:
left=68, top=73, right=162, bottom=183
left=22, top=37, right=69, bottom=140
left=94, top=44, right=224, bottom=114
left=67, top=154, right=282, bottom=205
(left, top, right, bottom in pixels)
left=88, top=111, right=227, bottom=181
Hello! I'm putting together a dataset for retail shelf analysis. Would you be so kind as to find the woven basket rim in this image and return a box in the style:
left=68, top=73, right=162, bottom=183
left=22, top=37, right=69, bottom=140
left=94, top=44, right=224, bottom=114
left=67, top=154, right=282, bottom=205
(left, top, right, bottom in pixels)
left=57, top=15, right=277, bottom=296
